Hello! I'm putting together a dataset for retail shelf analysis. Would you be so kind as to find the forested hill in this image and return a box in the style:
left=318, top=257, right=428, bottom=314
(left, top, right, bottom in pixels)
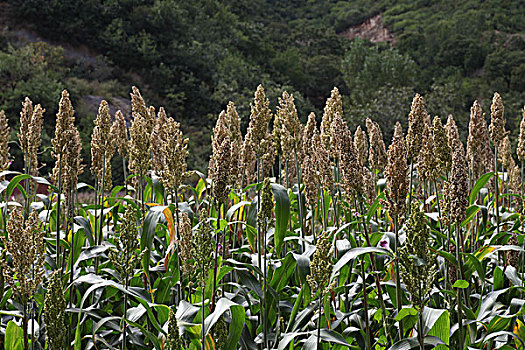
left=1, top=0, right=524, bottom=179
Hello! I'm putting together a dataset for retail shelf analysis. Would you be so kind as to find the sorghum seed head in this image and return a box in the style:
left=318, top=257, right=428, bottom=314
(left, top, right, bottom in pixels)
left=517, top=107, right=525, bottom=162
left=366, top=118, right=387, bottom=173
left=385, top=122, right=409, bottom=219
left=321, top=87, right=343, bottom=149
left=354, top=125, right=368, bottom=167
left=307, top=230, right=333, bottom=297
left=44, top=270, right=66, bottom=350
left=433, top=116, right=452, bottom=175
left=406, top=93, right=428, bottom=160
left=489, top=92, right=507, bottom=144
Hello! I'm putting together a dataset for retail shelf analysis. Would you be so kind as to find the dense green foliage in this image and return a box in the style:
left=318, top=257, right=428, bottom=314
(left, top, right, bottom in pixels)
left=1, top=0, right=525, bottom=175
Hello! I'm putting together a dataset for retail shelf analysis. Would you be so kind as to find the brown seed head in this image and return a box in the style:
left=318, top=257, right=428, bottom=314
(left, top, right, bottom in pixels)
left=406, top=94, right=428, bottom=160
left=209, top=111, right=232, bottom=204
left=449, top=144, right=469, bottom=223
left=227, top=101, right=243, bottom=186
left=417, top=123, right=438, bottom=182
left=354, top=125, right=368, bottom=167
left=111, top=110, right=128, bottom=157
left=445, top=115, right=461, bottom=153
left=497, top=135, right=513, bottom=169
left=433, top=116, right=452, bottom=175
left=466, top=101, right=490, bottom=179
left=366, top=118, right=387, bottom=173
left=489, top=92, right=507, bottom=144
left=246, top=85, right=272, bottom=156
left=1, top=209, right=45, bottom=302
left=517, top=107, right=525, bottom=162
left=0, top=110, right=10, bottom=171
left=91, top=100, right=115, bottom=189
left=385, top=122, right=409, bottom=219
left=321, top=87, right=343, bottom=149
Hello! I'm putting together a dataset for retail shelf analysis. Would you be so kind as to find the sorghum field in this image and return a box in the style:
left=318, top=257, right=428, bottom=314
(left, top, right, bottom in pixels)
left=0, top=85, right=524, bottom=350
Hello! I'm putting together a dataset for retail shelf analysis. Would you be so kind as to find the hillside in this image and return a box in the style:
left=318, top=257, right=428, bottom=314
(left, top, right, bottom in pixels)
left=1, top=0, right=524, bottom=181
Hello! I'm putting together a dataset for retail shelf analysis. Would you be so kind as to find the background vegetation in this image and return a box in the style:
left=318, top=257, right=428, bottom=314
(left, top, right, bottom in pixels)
left=1, top=0, right=524, bottom=177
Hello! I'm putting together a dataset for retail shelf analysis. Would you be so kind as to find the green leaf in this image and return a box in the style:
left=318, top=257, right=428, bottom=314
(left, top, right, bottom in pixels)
left=388, top=336, right=445, bottom=350
left=422, top=308, right=449, bottom=348
left=5, top=174, right=31, bottom=200
left=461, top=204, right=480, bottom=226
left=469, top=172, right=494, bottom=205
left=5, top=321, right=24, bottom=350
left=203, top=298, right=245, bottom=350
left=394, top=306, right=418, bottom=321
left=452, top=280, right=469, bottom=289
left=270, top=253, right=297, bottom=292
left=332, top=247, right=392, bottom=279
left=272, top=183, right=290, bottom=256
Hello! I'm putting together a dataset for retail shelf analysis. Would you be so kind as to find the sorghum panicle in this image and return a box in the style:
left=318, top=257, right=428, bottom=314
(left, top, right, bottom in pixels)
left=192, top=212, right=214, bottom=287
left=517, top=107, right=525, bottom=162
left=354, top=125, right=368, bottom=167
left=177, top=212, right=193, bottom=279
left=489, top=92, right=507, bottom=144
left=406, top=93, right=428, bottom=160
left=91, top=100, right=115, bottom=190
left=385, top=122, right=409, bottom=219
left=209, top=111, right=232, bottom=205
left=445, top=115, right=461, bottom=154
left=399, top=205, right=438, bottom=308
left=43, top=270, right=66, bottom=350
left=497, top=136, right=513, bottom=169
left=128, top=87, right=152, bottom=183
left=111, top=110, right=128, bottom=157
left=307, top=230, right=333, bottom=297
left=449, top=144, right=469, bottom=224
left=0, top=110, right=10, bottom=171
left=417, top=123, right=438, bottom=182
left=320, top=87, right=342, bottom=149
left=366, top=118, right=387, bottom=173
left=257, top=178, right=274, bottom=233
left=166, top=307, right=183, bottom=350
left=432, top=116, right=452, bottom=175
left=227, top=101, right=243, bottom=186
left=1, top=210, right=45, bottom=302
left=108, top=207, right=141, bottom=282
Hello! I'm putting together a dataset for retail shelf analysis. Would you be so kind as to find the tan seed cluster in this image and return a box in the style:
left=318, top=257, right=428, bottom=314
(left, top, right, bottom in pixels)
left=307, top=230, right=333, bottom=297
left=489, top=92, right=507, bottom=144
left=209, top=110, right=232, bottom=204
left=366, top=118, right=387, bottom=173
left=385, top=122, right=409, bottom=219
left=406, top=94, right=428, bottom=160
left=320, top=87, right=343, bottom=149
left=18, top=97, right=44, bottom=176
left=466, top=101, right=491, bottom=179
left=1, top=210, right=45, bottom=302
left=91, top=100, right=116, bottom=191
left=0, top=110, right=10, bottom=172
left=417, top=123, right=438, bottom=182
left=432, top=116, right=451, bottom=175
left=354, top=125, right=368, bottom=167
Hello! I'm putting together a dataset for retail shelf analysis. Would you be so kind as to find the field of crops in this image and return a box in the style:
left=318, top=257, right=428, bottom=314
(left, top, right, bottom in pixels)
left=0, top=85, right=524, bottom=350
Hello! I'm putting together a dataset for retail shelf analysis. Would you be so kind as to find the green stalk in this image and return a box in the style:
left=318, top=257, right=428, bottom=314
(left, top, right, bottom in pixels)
left=394, top=218, right=403, bottom=340
left=174, top=189, right=182, bottom=304
left=122, top=156, right=128, bottom=195
left=359, top=201, right=391, bottom=347
left=263, top=210, right=268, bottom=350
left=98, top=155, right=106, bottom=245
left=494, top=146, right=500, bottom=235
left=122, top=275, right=129, bottom=350
left=56, top=153, right=63, bottom=270
left=407, top=161, right=414, bottom=220
left=418, top=304, right=424, bottom=350
left=361, top=258, right=370, bottom=350
left=316, top=290, right=323, bottom=349
left=455, top=222, right=464, bottom=348
left=294, top=149, right=305, bottom=252
left=201, top=268, right=206, bottom=350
